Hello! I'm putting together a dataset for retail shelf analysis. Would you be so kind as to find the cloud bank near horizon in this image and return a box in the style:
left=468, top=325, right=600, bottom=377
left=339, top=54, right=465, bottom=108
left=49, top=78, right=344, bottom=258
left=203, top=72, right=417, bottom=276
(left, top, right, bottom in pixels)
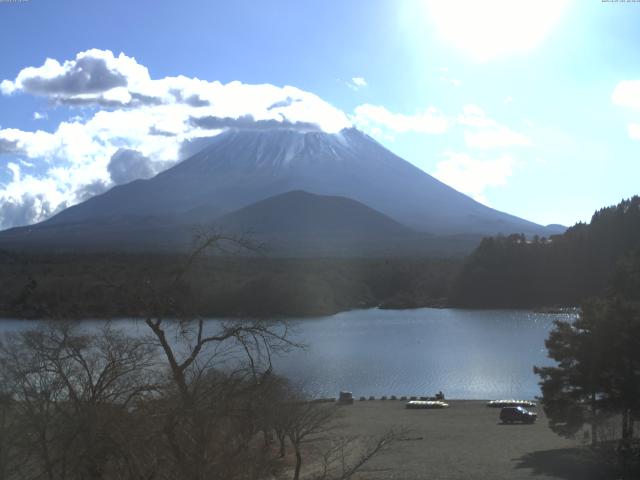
left=0, top=49, right=357, bottom=229
left=0, top=49, right=533, bottom=229
left=612, top=80, right=640, bottom=141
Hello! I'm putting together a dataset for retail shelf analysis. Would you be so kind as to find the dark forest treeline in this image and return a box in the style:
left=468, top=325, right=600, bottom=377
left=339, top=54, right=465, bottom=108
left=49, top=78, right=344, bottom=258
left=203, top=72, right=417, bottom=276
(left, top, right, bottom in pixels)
left=0, top=253, right=460, bottom=319
left=451, top=196, right=640, bottom=308
left=3, top=196, right=639, bottom=317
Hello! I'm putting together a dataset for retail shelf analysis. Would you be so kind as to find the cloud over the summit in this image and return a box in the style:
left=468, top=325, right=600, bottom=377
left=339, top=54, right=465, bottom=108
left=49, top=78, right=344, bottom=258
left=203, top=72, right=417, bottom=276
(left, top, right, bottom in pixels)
left=189, top=114, right=322, bottom=132
left=0, top=49, right=353, bottom=229
left=107, top=149, right=155, bottom=185
left=0, top=48, right=529, bottom=230
left=1, top=49, right=353, bottom=127
left=267, top=96, right=302, bottom=110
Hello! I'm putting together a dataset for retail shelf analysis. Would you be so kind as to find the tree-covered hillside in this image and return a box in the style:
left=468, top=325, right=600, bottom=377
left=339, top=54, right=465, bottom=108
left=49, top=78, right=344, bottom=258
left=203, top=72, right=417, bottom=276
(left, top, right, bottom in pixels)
left=0, top=253, right=459, bottom=319
left=451, top=196, right=640, bottom=308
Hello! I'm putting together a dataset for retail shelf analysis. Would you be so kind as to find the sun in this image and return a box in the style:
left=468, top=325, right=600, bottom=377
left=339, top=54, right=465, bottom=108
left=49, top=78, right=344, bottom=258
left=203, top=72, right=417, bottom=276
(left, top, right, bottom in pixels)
left=424, top=0, right=571, bottom=62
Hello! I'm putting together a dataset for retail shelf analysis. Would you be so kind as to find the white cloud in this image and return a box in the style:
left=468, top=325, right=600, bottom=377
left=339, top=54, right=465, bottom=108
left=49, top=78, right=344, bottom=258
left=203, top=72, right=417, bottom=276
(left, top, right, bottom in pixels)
left=0, top=192, right=58, bottom=230
left=436, top=66, right=461, bottom=87
left=0, top=107, right=188, bottom=228
left=0, top=49, right=534, bottom=229
left=0, top=80, right=16, bottom=95
left=612, top=80, right=640, bottom=111
left=0, top=128, right=60, bottom=159
left=464, top=127, right=530, bottom=149
left=352, top=104, right=449, bottom=135
left=0, top=49, right=355, bottom=229
left=1, top=49, right=351, bottom=132
left=424, top=0, right=571, bottom=62
left=438, top=76, right=461, bottom=87
left=352, top=102, right=529, bottom=152
left=33, top=112, right=47, bottom=120
left=612, top=81, right=640, bottom=141
left=457, top=104, right=494, bottom=128
left=433, top=151, right=516, bottom=203
left=458, top=104, right=530, bottom=149
left=351, top=77, right=367, bottom=88
left=1, top=49, right=149, bottom=103
left=629, top=123, right=640, bottom=140
left=7, top=162, right=21, bottom=182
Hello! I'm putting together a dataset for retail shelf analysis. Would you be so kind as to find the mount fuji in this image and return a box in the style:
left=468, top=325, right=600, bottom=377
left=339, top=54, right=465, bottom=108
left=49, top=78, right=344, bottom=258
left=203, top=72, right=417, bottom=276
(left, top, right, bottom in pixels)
left=0, top=127, right=561, bottom=255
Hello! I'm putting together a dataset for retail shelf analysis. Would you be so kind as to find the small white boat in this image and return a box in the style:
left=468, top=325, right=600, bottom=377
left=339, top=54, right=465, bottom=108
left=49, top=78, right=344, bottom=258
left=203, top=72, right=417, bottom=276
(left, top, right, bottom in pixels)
left=487, top=399, right=536, bottom=408
left=406, top=400, right=449, bottom=409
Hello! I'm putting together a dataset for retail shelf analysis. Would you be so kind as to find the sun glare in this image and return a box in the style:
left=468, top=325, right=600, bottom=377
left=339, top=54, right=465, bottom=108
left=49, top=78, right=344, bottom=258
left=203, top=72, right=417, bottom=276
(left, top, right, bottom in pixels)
left=424, top=0, right=571, bottom=62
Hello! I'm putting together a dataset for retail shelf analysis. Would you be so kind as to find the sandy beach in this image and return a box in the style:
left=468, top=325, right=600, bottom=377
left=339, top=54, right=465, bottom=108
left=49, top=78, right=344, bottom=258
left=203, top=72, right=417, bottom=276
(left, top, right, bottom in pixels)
left=324, top=400, right=607, bottom=480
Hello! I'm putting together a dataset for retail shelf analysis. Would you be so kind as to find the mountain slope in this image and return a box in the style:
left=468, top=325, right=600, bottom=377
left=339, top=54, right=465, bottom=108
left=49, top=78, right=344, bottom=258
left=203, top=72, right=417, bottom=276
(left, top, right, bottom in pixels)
left=0, top=190, right=483, bottom=256
left=0, top=127, right=559, bottom=255
left=0, top=213, right=196, bottom=252
left=214, top=190, right=425, bottom=256
left=42, top=128, right=554, bottom=236
left=217, top=190, right=415, bottom=237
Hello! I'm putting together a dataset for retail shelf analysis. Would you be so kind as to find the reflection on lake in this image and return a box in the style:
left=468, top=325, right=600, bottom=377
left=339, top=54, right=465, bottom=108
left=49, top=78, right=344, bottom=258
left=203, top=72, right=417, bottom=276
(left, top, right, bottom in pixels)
left=275, top=308, right=577, bottom=400
left=0, top=308, right=577, bottom=400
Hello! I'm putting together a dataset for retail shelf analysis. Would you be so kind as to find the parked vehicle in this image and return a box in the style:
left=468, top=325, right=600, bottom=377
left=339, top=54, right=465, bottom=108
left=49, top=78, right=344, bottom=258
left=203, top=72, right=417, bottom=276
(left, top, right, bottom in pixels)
left=338, top=391, right=354, bottom=405
left=499, top=406, right=537, bottom=424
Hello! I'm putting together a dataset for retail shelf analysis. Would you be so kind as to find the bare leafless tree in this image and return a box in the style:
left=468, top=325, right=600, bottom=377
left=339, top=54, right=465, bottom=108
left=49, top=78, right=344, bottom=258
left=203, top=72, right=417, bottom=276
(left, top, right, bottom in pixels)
left=0, top=322, right=159, bottom=480
left=267, top=383, right=403, bottom=480
left=312, top=429, right=403, bottom=480
left=0, top=389, right=11, bottom=480
left=0, top=230, right=401, bottom=480
left=286, top=399, right=339, bottom=480
left=135, top=230, right=299, bottom=480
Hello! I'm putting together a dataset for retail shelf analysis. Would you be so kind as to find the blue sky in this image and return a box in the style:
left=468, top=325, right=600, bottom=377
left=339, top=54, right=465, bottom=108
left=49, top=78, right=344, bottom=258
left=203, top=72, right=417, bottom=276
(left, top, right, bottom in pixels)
left=1, top=0, right=639, bottom=229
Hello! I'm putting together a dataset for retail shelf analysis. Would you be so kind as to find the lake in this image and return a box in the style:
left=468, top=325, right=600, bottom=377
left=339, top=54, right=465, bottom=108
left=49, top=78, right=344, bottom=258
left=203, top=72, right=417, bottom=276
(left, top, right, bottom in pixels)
left=0, top=308, right=577, bottom=400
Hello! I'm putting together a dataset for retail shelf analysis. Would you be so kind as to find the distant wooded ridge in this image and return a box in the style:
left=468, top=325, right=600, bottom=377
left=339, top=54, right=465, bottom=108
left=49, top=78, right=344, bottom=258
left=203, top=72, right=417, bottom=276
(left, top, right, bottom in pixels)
left=450, top=196, right=640, bottom=308
left=1, top=196, right=638, bottom=319
left=0, top=254, right=458, bottom=319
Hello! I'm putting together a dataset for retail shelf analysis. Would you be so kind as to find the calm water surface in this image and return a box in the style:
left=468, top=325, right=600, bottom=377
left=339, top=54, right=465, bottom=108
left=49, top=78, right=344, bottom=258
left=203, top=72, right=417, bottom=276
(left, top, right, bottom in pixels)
left=0, top=308, right=577, bottom=400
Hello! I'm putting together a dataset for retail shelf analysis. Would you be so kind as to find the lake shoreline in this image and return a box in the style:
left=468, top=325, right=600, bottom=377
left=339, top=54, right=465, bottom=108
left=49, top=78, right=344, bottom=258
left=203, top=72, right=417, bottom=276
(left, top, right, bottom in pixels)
left=0, top=304, right=580, bottom=322
left=328, top=400, right=600, bottom=479
left=0, top=309, right=576, bottom=400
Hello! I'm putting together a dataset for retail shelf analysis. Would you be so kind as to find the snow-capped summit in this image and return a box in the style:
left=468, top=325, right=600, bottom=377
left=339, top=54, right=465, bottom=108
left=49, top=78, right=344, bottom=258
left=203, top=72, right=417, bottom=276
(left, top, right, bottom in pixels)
left=0, top=126, right=558, bottom=253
